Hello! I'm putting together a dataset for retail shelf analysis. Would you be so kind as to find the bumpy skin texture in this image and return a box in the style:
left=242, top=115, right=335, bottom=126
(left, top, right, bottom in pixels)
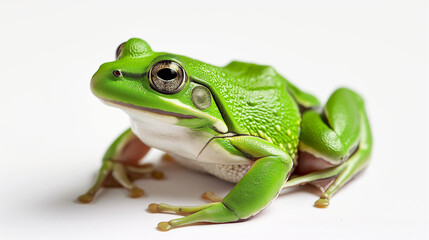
left=188, top=61, right=301, bottom=156
left=82, top=38, right=372, bottom=231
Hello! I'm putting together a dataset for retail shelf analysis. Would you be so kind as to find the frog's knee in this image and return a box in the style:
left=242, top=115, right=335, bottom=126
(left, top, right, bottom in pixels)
left=333, top=87, right=356, bottom=96
left=332, top=87, right=364, bottom=105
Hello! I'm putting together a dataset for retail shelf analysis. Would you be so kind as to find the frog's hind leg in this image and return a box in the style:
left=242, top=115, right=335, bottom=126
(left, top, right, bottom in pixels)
left=283, top=88, right=372, bottom=208
left=148, top=136, right=293, bottom=231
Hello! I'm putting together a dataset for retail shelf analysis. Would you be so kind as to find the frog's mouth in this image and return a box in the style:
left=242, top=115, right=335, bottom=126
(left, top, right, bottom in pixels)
left=101, top=98, right=197, bottom=119
left=99, top=97, right=228, bottom=133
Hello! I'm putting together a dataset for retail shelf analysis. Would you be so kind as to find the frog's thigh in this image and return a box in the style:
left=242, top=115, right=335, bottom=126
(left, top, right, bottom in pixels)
left=286, top=88, right=372, bottom=207
left=299, top=88, right=364, bottom=162
left=154, top=136, right=293, bottom=231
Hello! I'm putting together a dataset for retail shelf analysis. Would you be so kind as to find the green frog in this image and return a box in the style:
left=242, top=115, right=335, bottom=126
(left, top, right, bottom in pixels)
left=78, top=38, right=372, bottom=231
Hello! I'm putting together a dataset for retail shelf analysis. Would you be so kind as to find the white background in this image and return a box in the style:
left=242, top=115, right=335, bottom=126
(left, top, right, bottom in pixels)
left=1, top=0, right=428, bottom=239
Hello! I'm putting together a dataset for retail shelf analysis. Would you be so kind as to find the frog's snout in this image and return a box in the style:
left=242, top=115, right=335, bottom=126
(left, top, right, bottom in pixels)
left=92, top=62, right=120, bottom=80
left=90, top=63, right=119, bottom=98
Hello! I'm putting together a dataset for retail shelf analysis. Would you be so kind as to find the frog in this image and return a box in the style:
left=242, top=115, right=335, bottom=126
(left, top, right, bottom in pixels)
left=78, top=38, right=372, bottom=231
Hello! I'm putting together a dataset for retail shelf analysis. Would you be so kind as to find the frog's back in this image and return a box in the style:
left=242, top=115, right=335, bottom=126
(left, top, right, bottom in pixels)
left=220, top=61, right=301, bottom=159
left=182, top=57, right=300, bottom=159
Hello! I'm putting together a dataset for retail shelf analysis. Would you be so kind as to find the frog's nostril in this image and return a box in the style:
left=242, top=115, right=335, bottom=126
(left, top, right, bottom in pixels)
left=113, top=70, right=122, bottom=77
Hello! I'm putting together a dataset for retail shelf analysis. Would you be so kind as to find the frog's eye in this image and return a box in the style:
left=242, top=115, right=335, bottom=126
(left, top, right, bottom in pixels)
left=149, top=60, right=187, bottom=94
left=116, top=42, right=126, bottom=59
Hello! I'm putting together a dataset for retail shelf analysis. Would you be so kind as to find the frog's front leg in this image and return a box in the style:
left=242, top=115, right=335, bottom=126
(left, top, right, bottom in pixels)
left=77, top=128, right=163, bottom=203
left=283, top=88, right=372, bottom=208
left=148, top=136, right=293, bottom=231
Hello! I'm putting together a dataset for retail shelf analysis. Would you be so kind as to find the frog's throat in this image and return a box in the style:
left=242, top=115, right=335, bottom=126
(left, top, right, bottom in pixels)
left=101, top=99, right=197, bottom=119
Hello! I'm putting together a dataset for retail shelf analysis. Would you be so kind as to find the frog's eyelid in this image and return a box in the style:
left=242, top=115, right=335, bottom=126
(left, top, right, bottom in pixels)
left=115, top=42, right=126, bottom=60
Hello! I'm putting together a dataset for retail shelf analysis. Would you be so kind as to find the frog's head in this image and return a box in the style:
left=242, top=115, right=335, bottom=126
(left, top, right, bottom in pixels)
left=91, top=38, right=227, bottom=133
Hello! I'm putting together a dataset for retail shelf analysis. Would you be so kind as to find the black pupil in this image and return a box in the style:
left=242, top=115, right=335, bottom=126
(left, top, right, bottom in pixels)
left=157, top=68, right=177, bottom=81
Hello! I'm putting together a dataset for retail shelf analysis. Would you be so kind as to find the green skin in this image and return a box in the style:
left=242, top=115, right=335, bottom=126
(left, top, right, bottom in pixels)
left=79, top=38, right=372, bottom=231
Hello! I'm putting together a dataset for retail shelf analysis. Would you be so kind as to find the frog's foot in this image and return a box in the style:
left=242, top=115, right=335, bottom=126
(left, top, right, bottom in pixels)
left=283, top=141, right=371, bottom=208
left=148, top=202, right=218, bottom=215
left=126, top=164, right=165, bottom=180
left=77, top=161, right=164, bottom=203
left=148, top=202, right=238, bottom=231
left=147, top=192, right=223, bottom=215
left=146, top=189, right=233, bottom=231
left=201, top=192, right=223, bottom=202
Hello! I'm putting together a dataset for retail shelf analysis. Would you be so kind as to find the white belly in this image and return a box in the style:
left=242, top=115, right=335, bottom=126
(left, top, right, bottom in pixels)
left=172, top=155, right=251, bottom=183
left=123, top=108, right=252, bottom=183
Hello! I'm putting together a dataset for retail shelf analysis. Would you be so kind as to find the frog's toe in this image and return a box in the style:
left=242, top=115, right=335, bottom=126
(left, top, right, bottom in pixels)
left=314, top=198, right=330, bottom=208
left=77, top=193, right=94, bottom=203
left=148, top=202, right=218, bottom=215
left=201, top=191, right=223, bottom=202
left=161, top=153, right=174, bottom=162
left=151, top=170, right=164, bottom=180
left=129, top=187, right=145, bottom=198
left=157, top=221, right=173, bottom=231
left=125, top=163, right=165, bottom=180
left=148, top=203, right=161, bottom=213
